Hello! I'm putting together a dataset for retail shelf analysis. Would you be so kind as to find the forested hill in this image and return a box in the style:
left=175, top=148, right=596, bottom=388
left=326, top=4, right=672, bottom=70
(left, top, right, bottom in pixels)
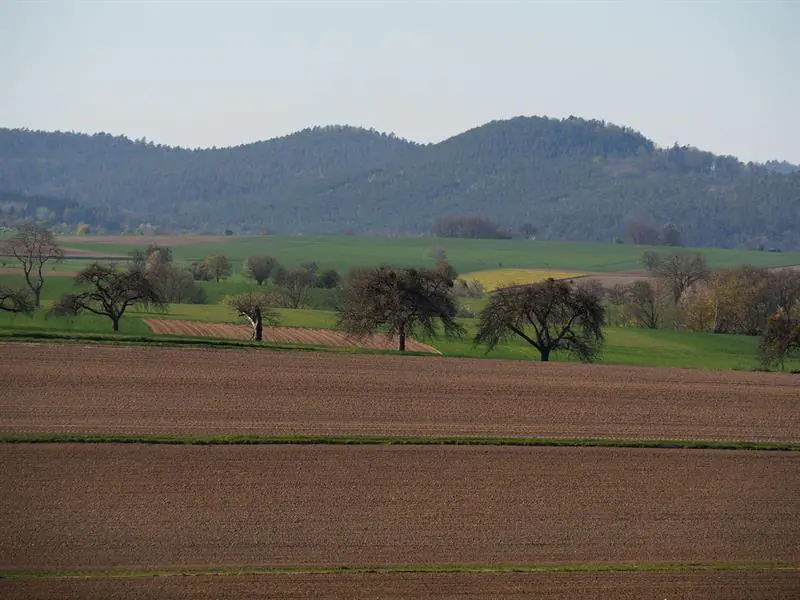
left=1, top=117, right=799, bottom=249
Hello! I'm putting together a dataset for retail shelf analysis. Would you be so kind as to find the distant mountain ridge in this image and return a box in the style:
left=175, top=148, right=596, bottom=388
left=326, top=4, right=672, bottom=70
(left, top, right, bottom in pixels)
left=1, top=117, right=798, bottom=248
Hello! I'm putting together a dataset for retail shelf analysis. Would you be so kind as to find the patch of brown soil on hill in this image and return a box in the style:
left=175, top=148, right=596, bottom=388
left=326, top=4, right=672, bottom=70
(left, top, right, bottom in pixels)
left=143, top=319, right=438, bottom=353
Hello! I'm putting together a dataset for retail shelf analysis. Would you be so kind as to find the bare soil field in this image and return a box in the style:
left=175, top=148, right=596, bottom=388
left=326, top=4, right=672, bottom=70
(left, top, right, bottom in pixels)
left=143, top=318, right=438, bottom=352
left=2, top=570, right=798, bottom=600
left=1, top=342, right=798, bottom=441
left=580, top=270, right=652, bottom=288
left=60, top=247, right=127, bottom=258
left=1, top=444, right=796, bottom=571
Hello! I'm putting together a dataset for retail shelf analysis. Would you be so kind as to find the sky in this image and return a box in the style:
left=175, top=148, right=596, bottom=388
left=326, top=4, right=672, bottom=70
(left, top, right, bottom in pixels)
left=1, top=1, right=799, bottom=163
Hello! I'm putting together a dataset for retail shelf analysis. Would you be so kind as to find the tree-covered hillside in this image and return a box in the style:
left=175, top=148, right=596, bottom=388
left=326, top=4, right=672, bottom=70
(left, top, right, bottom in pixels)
left=1, top=117, right=798, bottom=248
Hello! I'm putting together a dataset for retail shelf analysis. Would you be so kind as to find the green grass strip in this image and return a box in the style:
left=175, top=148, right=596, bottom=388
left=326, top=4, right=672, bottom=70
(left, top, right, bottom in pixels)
left=1, top=562, right=796, bottom=580
left=1, top=434, right=796, bottom=451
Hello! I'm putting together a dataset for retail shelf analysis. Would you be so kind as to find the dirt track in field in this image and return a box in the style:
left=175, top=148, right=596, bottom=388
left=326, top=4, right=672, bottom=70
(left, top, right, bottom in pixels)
left=1, top=444, right=797, bottom=571
left=2, top=570, right=798, bottom=600
left=1, top=342, right=798, bottom=441
left=143, top=319, right=439, bottom=353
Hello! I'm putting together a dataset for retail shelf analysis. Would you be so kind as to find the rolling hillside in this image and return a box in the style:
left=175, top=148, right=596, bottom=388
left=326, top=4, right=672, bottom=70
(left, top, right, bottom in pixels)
left=1, top=117, right=798, bottom=248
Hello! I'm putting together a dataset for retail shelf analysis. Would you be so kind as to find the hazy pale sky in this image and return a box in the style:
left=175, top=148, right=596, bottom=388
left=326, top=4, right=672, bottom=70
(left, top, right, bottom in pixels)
left=2, top=1, right=799, bottom=162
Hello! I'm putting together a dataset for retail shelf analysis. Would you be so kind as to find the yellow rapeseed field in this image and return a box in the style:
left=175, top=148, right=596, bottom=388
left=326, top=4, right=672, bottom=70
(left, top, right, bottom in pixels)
left=460, top=268, right=584, bottom=291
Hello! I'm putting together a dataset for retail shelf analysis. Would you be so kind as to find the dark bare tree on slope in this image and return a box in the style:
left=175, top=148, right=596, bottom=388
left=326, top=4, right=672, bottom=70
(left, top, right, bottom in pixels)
left=51, top=263, right=165, bottom=331
left=475, top=279, right=605, bottom=362
left=338, top=266, right=464, bottom=352
left=5, top=224, right=64, bottom=307
left=759, top=310, right=800, bottom=370
left=642, top=251, right=708, bottom=304
left=0, top=286, right=34, bottom=314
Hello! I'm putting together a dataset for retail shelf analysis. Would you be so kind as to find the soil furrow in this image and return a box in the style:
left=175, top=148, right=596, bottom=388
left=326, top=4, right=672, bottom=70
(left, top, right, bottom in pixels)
left=1, top=444, right=797, bottom=571
left=1, top=342, right=797, bottom=441
left=2, top=570, right=798, bottom=600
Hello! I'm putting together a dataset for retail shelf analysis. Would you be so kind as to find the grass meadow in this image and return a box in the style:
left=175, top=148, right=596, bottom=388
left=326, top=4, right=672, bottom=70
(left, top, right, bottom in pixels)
left=56, top=234, right=800, bottom=274
left=3, top=235, right=799, bottom=371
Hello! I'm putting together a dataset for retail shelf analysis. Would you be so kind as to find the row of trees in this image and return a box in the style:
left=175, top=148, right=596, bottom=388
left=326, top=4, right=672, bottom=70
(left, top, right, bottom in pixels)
left=0, top=226, right=163, bottom=331
left=221, top=262, right=605, bottom=360
left=327, top=264, right=603, bottom=360
left=604, top=250, right=800, bottom=366
left=2, top=225, right=797, bottom=366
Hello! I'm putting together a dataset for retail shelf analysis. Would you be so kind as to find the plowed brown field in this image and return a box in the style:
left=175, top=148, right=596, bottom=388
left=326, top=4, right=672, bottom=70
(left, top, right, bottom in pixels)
left=1, top=444, right=797, bottom=571
left=1, top=342, right=798, bottom=441
left=143, top=318, right=439, bottom=352
left=2, top=570, right=798, bottom=600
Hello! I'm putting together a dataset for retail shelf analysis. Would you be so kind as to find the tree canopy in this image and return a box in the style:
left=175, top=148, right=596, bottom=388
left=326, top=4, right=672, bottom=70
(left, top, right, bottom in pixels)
left=759, top=311, right=800, bottom=369
left=203, top=253, right=231, bottom=283
left=244, top=255, right=280, bottom=285
left=51, top=263, right=165, bottom=331
left=4, top=224, right=63, bottom=307
left=338, top=265, right=464, bottom=351
left=475, top=279, right=606, bottom=362
left=0, top=285, right=34, bottom=314
left=227, top=291, right=279, bottom=341
left=642, top=251, right=709, bottom=304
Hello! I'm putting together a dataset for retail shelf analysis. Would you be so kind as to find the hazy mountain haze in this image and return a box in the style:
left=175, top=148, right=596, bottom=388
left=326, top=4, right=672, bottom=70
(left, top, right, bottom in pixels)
left=1, top=1, right=798, bottom=163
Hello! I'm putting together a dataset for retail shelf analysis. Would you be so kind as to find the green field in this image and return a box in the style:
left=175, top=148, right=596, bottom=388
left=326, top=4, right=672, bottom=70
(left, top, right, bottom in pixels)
left=57, top=235, right=800, bottom=274
left=3, top=235, right=799, bottom=371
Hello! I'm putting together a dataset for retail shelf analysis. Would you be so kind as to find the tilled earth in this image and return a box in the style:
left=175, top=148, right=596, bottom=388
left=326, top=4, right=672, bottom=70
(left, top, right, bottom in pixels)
left=1, top=444, right=797, bottom=570
left=2, top=342, right=798, bottom=441
left=143, top=319, right=439, bottom=352
left=2, top=571, right=798, bottom=600
left=3, top=342, right=798, bottom=599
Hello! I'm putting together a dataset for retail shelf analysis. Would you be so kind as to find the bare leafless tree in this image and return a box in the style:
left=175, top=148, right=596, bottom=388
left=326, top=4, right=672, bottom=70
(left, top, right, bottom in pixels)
left=475, top=279, right=605, bottom=362
left=0, top=285, right=34, bottom=314
left=642, top=251, right=708, bottom=304
left=227, top=291, right=279, bottom=341
left=276, top=267, right=315, bottom=309
left=625, top=280, right=662, bottom=329
left=338, top=266, right=464, bottom=352
left=759, top=311, right=800, bottom=369
left=5, top=224, right=64, bottom=307
left=51, top=263, right=165, bottom=331
left=768, top=269, right=800, bottom=318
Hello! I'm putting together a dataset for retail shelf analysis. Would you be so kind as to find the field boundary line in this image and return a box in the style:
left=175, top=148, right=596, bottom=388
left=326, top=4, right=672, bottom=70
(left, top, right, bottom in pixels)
left=1, top=562, right=797, bottom=580
left=0, top=333, right=434, bottom=356
left=1, top=434, right=797, bottom=451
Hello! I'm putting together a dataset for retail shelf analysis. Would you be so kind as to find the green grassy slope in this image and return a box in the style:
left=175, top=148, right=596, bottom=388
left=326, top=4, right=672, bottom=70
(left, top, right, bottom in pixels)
left=59, top=236, right=800, bottom=274
left=3, top=238, right=799, bottom=371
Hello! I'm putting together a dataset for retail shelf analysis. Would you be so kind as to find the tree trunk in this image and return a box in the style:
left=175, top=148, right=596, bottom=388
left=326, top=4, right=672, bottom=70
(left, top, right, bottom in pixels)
left=112, top=316, right=120, bottom=331
left=540, top=347, right=550, bottom=362
left=398, top=327, right=406, bottom=352
left=254, top=306, right=263, bottom=342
